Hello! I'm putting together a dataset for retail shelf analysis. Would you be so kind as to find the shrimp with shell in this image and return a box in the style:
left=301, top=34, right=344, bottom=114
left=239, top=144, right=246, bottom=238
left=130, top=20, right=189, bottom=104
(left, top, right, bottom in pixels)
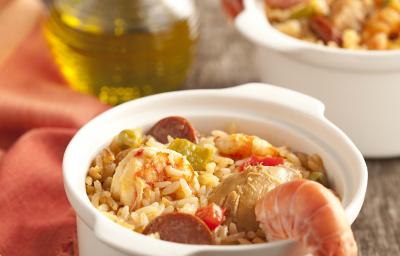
left=214, top=133, right=277, bottom=159
left=255, top=179, right=357, bottom=256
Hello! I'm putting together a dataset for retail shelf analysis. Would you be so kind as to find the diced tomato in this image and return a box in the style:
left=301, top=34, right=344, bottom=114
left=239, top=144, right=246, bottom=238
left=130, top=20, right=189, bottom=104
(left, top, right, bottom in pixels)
left=239, top=155, right=284, bottom=171
left=195, top=203, right=226, bottom=231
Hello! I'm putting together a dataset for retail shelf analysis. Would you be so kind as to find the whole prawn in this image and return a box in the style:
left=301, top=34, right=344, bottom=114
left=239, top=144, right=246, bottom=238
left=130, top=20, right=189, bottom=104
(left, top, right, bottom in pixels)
left=255, top=179, right=357, bottom=256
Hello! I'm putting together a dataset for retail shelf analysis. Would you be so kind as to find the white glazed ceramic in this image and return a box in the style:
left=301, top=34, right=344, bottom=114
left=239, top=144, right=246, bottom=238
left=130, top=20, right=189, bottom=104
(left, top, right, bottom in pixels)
left=63, top=83, right=368, bottom=256
left=234, top=0, right=400, bottom=158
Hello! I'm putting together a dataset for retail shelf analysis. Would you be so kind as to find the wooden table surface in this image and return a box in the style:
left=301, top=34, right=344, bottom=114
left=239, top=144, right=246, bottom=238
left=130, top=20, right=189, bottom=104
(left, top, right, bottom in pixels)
left=187, top=1, right=400, bottom=255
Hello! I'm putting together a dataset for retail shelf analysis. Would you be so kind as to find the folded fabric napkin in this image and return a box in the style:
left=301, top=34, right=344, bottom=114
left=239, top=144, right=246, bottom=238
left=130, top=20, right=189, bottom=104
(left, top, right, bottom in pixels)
left=0, top=2, right=109, bottom=255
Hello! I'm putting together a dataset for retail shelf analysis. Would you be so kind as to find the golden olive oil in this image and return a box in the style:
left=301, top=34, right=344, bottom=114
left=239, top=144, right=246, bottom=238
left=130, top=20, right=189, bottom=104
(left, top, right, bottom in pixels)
left=44, top=2, right=197, bottom=105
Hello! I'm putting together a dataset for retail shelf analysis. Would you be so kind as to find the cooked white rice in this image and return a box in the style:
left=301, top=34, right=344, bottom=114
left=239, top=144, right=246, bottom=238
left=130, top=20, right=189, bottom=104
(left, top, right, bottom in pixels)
left=86, top=129, right=326, bottom=244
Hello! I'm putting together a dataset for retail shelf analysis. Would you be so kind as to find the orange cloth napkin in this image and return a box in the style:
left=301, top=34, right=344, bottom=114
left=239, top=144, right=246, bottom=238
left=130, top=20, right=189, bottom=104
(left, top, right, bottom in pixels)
left=0, top=3, right=109, bottom=255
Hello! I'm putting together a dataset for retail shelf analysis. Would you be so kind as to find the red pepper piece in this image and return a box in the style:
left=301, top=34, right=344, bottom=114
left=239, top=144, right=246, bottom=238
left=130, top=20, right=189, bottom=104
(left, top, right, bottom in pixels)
left=195, top=203, right=226, bottom=231
left=239, top=155, right=284, bottom=171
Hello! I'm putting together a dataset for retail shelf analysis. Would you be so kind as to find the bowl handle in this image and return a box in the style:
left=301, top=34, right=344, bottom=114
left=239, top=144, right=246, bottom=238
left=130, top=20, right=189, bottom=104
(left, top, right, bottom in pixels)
left=234, top=0, right=303, bottom=52
left=226, top=83, right=325, bottom=117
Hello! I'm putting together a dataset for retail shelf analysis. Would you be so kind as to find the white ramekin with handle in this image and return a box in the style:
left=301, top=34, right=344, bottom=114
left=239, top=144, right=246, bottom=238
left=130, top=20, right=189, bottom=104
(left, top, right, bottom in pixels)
left=234, top=0, right=400, bottom=158
left=63, top=83, right=368, bottom=256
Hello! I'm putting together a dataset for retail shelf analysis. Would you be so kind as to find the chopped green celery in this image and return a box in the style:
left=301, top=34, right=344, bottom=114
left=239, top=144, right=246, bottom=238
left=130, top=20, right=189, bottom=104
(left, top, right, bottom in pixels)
left=169, top=138, right=213, bottom=172
left=117, top=129, right=142, bottom=150
left=308, top=171, right=328, bottom=186
left=290, top=4, right=314, bottom=19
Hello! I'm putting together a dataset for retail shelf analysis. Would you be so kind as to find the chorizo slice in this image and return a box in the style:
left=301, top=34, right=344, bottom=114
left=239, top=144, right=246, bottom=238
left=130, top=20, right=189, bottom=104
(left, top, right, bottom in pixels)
left=147, top=116, right=198, bottom=144
left=143, top=212, right=213, bottom=245
left=309, top=16, right=342, bottom=45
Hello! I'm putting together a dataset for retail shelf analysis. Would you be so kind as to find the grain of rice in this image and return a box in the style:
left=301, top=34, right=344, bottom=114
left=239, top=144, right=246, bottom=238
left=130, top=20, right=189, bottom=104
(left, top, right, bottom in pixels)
left=139, top=212, right=149, bottom=227
left=200, top=196, right=208, bottom=208
left=86, top=185, right=95, bottom=195
left=149, top=190, right=155, bottom=204
left=198, top=172, right=219, bottom=187
left=211, top=130, right=227, bottom=137
left=103, top=177, right=113, bottom=191
left=163, top=205, right=174, bottom=214
left=224, top=232, right=245, bottom=243
left=141, top=199, right=150, bottom=206
left=166, top=166, right=184, bottom=177
left=94, top=180, right=102, bottom=193
left=219, top=168, right=232, bottom=175
left=98, top=204, right=110, bottom=212
left=252, top=237, right=265, bottom=244
left=173, top=197, right=199, bottom=207
left=229, top=223, right=238, bottom=234
left=155, top=181, right=172, bottom=188
left=89, top=166, right=102, bottom=180
left=192, top=174, right=200, bottom=190
left=214, top=155, right=234, bottom=167
left=162, top=181, right=180, bottom=195
left=99, top=192, right=109, bottom=204
left=154, top=187, right=160, bottom=202
left=238, top=238, right=252, bottom=244
left=205, top=162, right=216, bottom=174
left=178, top=203, right=197, bottom=214
left=117, top=205, right=130, bottom=220
left=287, top=152, right=301, bottom=167
left=147, top=232, right=160, bottom=239
left=160, top=197, right=171, bottom=207
left=167, top=135, right=174, bottom=143
left=85, top=176, right=93, bottom=186
left=145, top=137, right=165, bottom=149
left=179, top=178, right=192, bottom=198
left=106, top=196, right=119, bottom=211
left=135, top=202, right=159, bottom=215
left=91, top=192, right=100, bottom=207
left=216, top=225, right=228, bottom=239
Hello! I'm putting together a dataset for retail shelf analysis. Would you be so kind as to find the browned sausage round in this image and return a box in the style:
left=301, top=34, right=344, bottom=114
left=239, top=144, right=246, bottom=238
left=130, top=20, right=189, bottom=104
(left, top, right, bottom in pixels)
left=143, top=212, right=213, bottom=245
left=309, top=16, right=342, bottom=45
left=147, top=116, right=198, bottom=144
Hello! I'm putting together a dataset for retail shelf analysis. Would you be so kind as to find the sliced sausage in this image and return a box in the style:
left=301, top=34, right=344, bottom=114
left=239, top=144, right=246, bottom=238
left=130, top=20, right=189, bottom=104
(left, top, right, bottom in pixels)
left=143, top=212, right=213, bottom=245
left=309, top=16, right=342, bottom=45
left=147, top=116, right=198, bottom=144
left=264, top=0, right=307, bottom=9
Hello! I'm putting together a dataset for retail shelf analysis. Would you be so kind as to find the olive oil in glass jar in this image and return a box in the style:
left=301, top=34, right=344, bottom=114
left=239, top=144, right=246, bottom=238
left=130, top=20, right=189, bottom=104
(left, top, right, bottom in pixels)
left=43, top=0, right=198, bottom=105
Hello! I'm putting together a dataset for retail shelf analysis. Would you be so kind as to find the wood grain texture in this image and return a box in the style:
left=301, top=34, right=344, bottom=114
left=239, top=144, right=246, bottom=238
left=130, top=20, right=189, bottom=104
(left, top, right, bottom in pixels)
left=187, top=1, right=400, bottom=255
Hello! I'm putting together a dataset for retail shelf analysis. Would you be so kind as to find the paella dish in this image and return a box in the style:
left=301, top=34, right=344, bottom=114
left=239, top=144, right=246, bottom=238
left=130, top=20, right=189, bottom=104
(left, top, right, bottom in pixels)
left=85, top=116, right=357, bottom=255
left=264, top=0, right=400, bottom=50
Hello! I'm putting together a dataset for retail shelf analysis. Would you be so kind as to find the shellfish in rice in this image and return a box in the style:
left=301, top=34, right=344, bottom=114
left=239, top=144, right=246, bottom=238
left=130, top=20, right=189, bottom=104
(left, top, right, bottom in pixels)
left=111, top=146, right=195, bottom=210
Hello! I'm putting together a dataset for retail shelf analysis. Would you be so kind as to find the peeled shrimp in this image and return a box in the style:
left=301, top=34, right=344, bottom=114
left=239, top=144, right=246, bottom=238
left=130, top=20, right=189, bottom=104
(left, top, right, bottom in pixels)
left=214, top=133, right=277, bottom=159
left=111, top=147, right=195, bottom=209
left=255, top=179, right=357, bottom=256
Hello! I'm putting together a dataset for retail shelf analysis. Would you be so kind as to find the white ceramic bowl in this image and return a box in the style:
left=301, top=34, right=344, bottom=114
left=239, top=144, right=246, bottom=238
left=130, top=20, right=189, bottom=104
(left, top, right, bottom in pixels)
left=234, top=0, right=400, bottom=157
left=63, top=83, right=367, bottom=256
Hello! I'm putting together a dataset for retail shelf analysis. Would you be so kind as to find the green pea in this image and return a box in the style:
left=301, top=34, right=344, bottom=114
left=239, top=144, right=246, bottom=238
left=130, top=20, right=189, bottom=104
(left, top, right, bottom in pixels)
left=117, top=129, right=142, bottom=150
